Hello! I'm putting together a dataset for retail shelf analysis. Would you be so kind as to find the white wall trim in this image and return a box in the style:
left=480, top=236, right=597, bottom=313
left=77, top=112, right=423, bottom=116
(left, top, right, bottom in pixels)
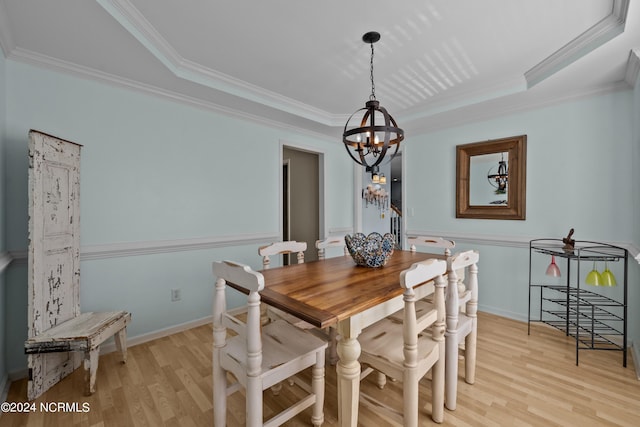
left=101, top=315, right=213, bottom=354
left=525, top=0, right=629, bottom=88
left=405, top=229, right=640, bottom=262
left=5, top=47, right=337, bottom=143
left=7, top=232, right=280, bottom=263
left=327, top=227, right=354, bottom=237
left=625, top=49, right=640, bottom=87
left=96, top=0, right=337, bottom=127
left=7, top=232, right=639, bottom=264
left=280, top=140, right=328, bottom=246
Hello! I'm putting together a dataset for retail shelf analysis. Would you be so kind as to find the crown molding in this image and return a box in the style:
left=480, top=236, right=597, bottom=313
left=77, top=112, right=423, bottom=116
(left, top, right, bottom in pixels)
left=525, top=0, right=630, bottom=88
left=96, top=0, right=337, bottom=126
left=625, top=49, right=640, bottom=87
left=404, top=79, right=630, bottom=136
left=6, top=47, right=337, bottom=141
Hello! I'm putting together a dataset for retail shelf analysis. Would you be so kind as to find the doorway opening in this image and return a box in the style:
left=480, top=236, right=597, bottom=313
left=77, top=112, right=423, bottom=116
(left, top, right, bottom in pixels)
left=282, top=146, right=321, bottom=264
left=360, top=152, right=403, bottom=247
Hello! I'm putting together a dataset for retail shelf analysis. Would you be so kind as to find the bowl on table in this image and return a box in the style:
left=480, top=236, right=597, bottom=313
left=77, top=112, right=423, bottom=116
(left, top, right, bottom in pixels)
left=345, top=232, right=395, bottom=268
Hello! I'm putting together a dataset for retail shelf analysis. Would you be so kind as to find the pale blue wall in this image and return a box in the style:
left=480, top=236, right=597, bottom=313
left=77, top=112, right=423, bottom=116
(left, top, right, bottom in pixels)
left=1, top=56, right=639, bottom=378
left=404, top=91, right=640, bottom=342
left=2, top=60, right=354, bottom=373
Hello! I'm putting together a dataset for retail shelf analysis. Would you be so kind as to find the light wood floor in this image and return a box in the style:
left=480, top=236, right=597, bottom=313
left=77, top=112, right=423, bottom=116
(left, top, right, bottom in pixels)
left=3, top=312, right=639, bottom=426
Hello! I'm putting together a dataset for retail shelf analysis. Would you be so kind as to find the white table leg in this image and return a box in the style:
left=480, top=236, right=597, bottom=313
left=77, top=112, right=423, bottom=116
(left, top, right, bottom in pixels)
left=336, top=321, right=361, bottom=427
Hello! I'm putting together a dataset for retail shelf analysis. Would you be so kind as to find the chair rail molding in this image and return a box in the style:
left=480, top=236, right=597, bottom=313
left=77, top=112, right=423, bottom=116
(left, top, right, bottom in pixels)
left=7, top=232, right=280, bottom=264
left=405, top=230, right=640, bottom=263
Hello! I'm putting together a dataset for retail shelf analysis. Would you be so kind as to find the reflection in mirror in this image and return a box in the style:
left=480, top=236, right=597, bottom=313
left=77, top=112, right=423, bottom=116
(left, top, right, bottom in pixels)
left=456, top=135, right=526, bottom=220
left=470, top=152, right=509, bottom=206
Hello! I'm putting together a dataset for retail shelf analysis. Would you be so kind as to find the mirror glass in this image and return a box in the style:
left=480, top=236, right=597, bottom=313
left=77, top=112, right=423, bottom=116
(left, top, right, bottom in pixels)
left=469, top=152, right=508, bottom=206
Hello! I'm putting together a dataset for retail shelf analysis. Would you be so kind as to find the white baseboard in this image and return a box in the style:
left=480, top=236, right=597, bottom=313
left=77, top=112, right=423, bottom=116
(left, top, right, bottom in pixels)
left=478, top=304, right=528, bottom=323
left=101, top=315, right=212, bottom=354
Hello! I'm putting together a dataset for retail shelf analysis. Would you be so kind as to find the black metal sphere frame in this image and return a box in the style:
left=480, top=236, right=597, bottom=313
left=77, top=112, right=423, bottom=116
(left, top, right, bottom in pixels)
left=342, top=31, right=404, bottom=174
left=343, top=101, right=403, bottom=171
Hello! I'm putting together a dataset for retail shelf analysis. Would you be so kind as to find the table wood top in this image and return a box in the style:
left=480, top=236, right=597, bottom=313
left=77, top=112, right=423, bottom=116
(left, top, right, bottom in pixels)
left=240, top=250, right=444, bottom=329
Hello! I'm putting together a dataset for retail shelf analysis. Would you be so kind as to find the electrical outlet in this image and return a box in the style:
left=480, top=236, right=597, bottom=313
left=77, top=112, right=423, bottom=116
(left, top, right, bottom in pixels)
left=171, top=288, right=181, bottom=302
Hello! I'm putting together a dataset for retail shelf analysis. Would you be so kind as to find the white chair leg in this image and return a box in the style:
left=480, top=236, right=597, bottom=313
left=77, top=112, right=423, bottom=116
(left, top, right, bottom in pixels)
left=465, top=329, right=477, bottom=384
left=311, top=351, right=326, bottom=427
left=212, top=349, right=227, bottom=427
left=83, top=347, right=99, bottom=395
left=403, top=370, right=419, bottom=427
left=431, top=357, right=445, bottom=423
left=375, top=371, right=387, bottom=389
left=246, top=377, right=262, bottom=427
left=445, top=336, right=459, bottom=411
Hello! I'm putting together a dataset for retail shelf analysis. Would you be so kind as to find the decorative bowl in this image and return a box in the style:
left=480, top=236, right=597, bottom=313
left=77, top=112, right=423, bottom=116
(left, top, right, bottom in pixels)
left=345, top=232, right=395, bottom=268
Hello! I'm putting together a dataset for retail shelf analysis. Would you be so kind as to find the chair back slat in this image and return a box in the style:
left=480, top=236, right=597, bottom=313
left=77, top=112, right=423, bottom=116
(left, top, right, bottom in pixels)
left=315, top=236, right=348, bottom=259
left=259, top=241, right=307, bottom=268
left=408, top=235, right=455, bottom=256
left=400, top=258, right=447, bottom=290
left=213, top=260, right=264, bottom=292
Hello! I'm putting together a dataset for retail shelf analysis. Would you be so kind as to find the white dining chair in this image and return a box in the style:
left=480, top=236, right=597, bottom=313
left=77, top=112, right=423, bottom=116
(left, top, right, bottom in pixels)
left=408, top=239, right=479, bottom=409
left=260, top=240, right=338, bottom=366
left=365, top=235, right=455, bottom=389
left=212, top=260, right=327, bottom=427
left=443, top=250, right=479, bottom=410
left=259, top=241, right=309, bottom=327
left=315, top=236, right=349, bottom=365
left=358, top=258, right=447, bottom=425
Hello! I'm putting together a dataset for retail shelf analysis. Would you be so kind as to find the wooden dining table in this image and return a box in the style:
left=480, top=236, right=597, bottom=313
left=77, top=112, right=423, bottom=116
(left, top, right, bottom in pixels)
left=241, top=249, right=445, bottom=427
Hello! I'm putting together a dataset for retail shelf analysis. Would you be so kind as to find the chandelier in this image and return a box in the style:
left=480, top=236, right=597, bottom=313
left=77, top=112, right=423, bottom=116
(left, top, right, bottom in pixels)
left=343, top=31, right=404, bottom=179
left=362, top=183, right=388, bottom=212
left=487, top=153, right=508, bottom=194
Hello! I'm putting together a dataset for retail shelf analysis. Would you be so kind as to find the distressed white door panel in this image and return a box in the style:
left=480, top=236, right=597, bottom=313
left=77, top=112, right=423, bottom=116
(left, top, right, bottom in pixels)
left=27, top=130, right=82, bottom=400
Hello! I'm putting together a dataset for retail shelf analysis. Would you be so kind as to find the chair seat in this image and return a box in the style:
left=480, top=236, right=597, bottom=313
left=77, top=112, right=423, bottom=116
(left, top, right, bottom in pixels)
left=389, top=300, right=437, bottom=329
left=359, top=317, right=440, bottom=380
left=221, top=320, right=327, bottom=390
left=447, top=314, right=473, bottom=343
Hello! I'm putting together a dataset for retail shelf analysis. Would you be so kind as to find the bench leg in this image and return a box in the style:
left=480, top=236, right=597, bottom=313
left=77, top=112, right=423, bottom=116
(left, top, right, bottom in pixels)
left=84, top=347, right=100, bottom=395
left=114, top=327, right=128, bottom=363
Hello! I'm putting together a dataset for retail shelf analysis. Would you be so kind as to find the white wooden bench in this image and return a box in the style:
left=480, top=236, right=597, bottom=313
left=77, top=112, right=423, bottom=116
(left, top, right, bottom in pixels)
left=25, top=311, right=131, bottom=395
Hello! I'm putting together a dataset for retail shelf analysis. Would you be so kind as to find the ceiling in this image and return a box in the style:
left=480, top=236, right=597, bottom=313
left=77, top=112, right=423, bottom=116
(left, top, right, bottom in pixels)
left=0, top=0, right=639, bottom=139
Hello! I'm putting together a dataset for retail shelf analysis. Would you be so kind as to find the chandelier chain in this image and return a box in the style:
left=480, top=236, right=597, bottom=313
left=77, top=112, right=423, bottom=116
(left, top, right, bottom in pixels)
left=369, top=42, right=376, bottom=101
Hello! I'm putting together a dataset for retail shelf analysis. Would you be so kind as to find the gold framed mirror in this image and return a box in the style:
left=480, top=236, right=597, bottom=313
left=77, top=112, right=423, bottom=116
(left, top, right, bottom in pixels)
left=456, top=135, right=527, bottom=220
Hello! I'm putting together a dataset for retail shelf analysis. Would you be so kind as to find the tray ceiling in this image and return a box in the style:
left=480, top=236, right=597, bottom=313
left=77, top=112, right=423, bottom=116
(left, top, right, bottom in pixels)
left=0, top=0, right=638, bottom=137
